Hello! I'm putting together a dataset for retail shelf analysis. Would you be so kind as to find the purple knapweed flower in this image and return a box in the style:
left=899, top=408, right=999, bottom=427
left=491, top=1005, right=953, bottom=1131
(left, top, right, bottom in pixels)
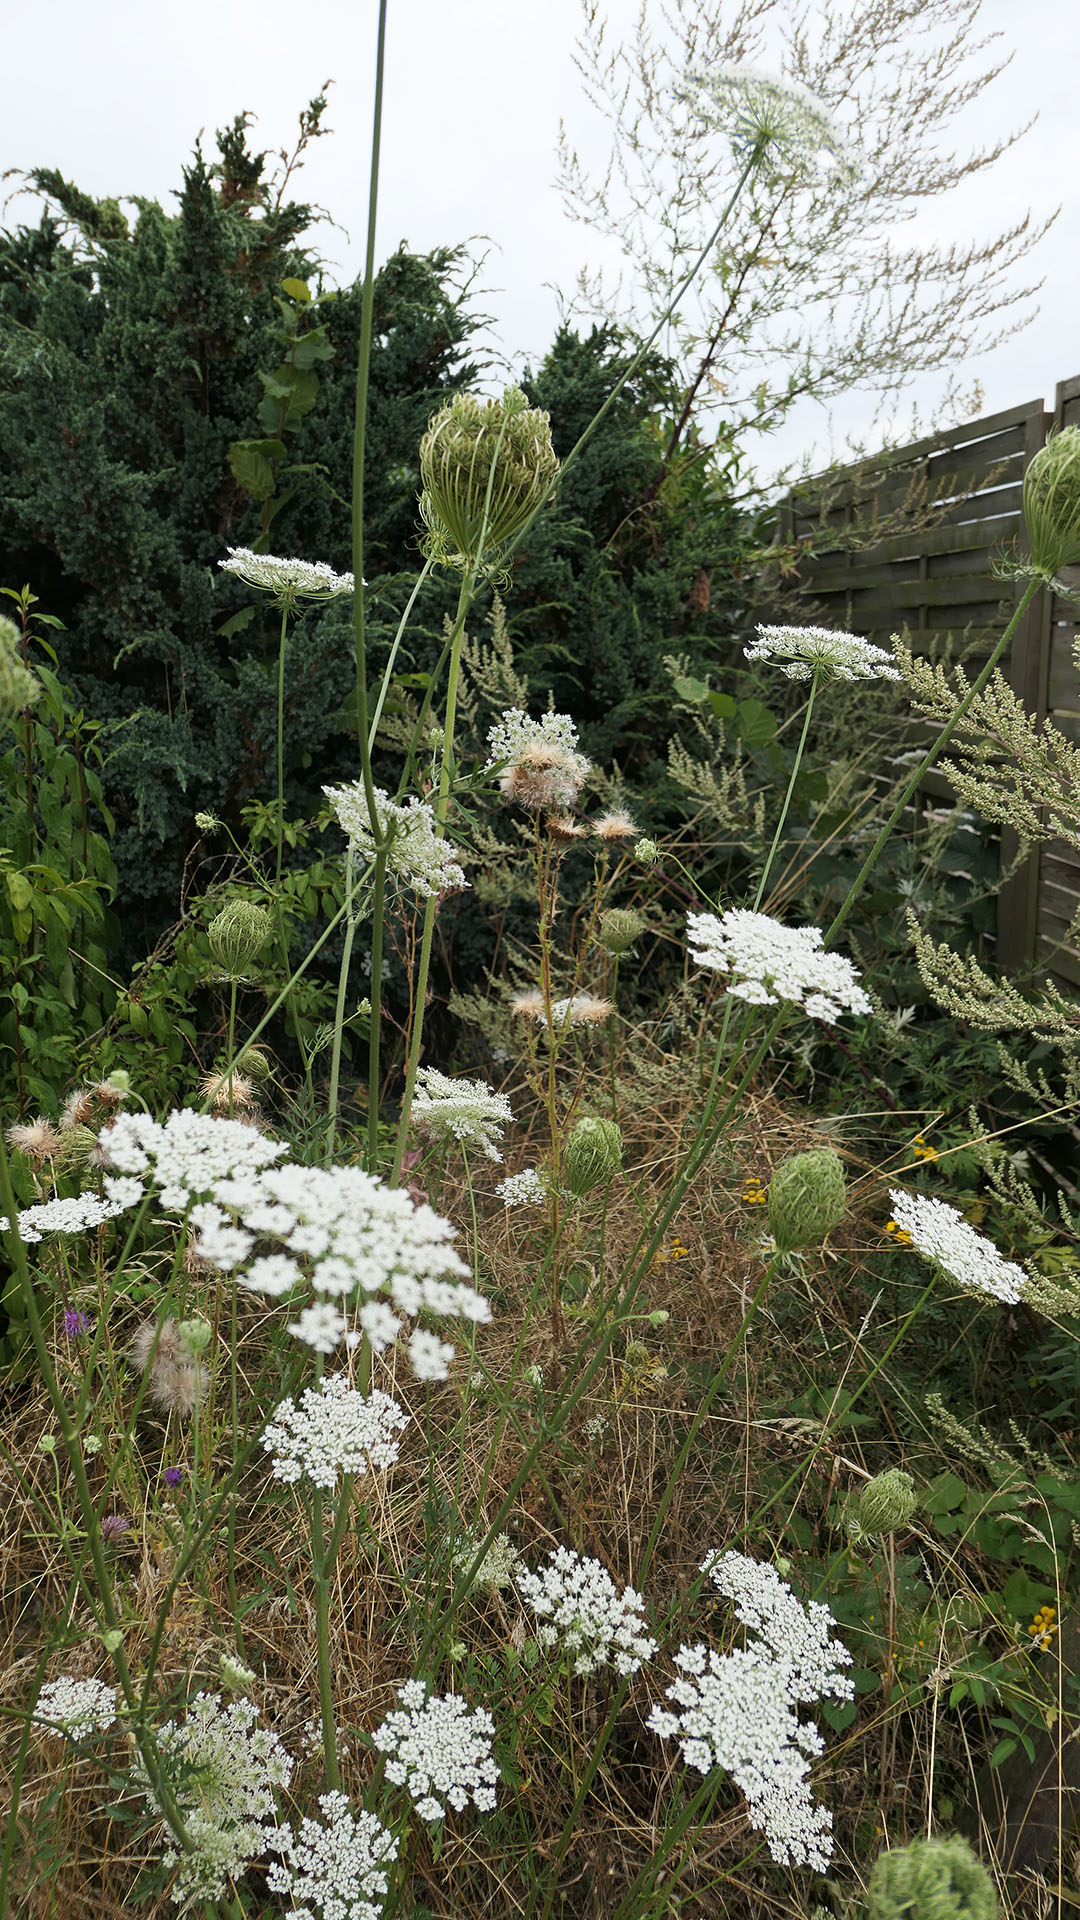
left=163, top=1467, right=183, bottom=1489
left=100, top=1514, right=130, bottom=1540
left=64, top=1310, right=92, bottom=1337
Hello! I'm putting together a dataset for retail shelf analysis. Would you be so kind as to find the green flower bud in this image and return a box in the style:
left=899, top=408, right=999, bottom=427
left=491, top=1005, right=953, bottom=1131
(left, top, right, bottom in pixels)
left=858, top=1469, right=917, bottom=1538
left=622, top=1340, right=651, bottom=1373
left=634, top=837, right=660, bottom=865
left=597, top=908, right=645, bottom=956
left=563, top=1116, right=623, bottom=1197
left=106, top=1070, right=131, bottom=1094
left=866, top=1836, right=998, bottom=1920
left=220, top=1653, right=255, bottom=1691
left=767, top=1148, right=846, bottom=1252
left=0, top=614, right=42, bottom=721
left=232, top=1045, right=273, bottom=1085
left=648, top=1309, right=670, bottom=1328
left=418, top=385, right=559, bottom=577
left=101, top=1628, right=124, bottom=1654
left=208, top=899, right=272, bottom=977
left=59, top=1124, right=99, bottom=1169
left=1023, top=426, right=1080, bottom=579
left=194, top=811, right=220, bottom=834
left=177, top=1317, right=213, bottom=1359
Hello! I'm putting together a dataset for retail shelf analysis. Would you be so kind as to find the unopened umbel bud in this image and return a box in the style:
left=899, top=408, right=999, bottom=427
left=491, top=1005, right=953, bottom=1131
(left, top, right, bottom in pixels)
left=1023, top=426, right=1080, bottom=578
left=177, top=1317, right=213, bottom=1359
left=418, top=385, right=559, bottom=576
left=208, top=899, right=272, bottom=977
left=866, top=1836, right=998, bottom=1920
left=0, top=614, right=41, bottom=720
left=767, top=1148, right=846, bottom=1252
left=597, top=908, right=645, bottom=956
left=858, top=1469, right=917, bottom=1538
left=563, top=1116, right=623, bottom=1197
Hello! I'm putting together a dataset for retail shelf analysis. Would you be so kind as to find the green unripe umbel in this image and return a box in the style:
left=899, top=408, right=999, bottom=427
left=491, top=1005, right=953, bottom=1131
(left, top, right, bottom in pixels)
left=858, top=1469, right=917, bottom=1538
left=233, top=1045, right=274, bottom=1084
left=177, top=1317, right=213, bottom=1359
left=767, top=1148, right=846, bottom=1252
left=597, top=908, right=645, bottom=956
left=418, top=385, right=560, bottom=577
left=208, top=900, right=272, bottom=977
left=866, top=1835, right=998, bottom=1920
left=1023, top=426, right=1080, bottom=578
left=563, top=1116, right=623, bottom=1197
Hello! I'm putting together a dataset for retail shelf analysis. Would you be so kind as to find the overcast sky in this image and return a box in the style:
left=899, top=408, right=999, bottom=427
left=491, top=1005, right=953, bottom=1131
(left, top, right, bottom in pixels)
left=3, top=0, right=1073, bottom=487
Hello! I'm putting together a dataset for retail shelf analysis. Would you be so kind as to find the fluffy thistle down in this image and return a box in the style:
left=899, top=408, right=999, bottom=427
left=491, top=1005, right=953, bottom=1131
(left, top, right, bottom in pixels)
left=323, top=782, right=468, bottom=899
left=5, top=1116, right=62, bottom=1163
left=515, top=1545, right=657, bottom=1676
left=687, top=909, right=872, bottom=1022
left=261, top=1375, right=409, bottom=1491
left=32, top=1676, right=119, bottom=1741
left=674, top=63, right=856, bottom=179
left=418, top=384, right=559, bottom=577
left=133, top=1692, right=294, bottom=1905
left=129, top=1317, right=209, bottom=1419
left=219, top=547, right=355, bottom=603
left=648, top=1553, right=853, bottom=1870
left=411, top=1067, right=514, bottom=1162
left=485, top=708, right=591, bottom=811
left=746, top=624, right=901, bottom=683
left=370, top=1680, right=500, bottom=1820
left=266, top=1791, right=399, bottom=1920
left=887, top=1190, right=1030, bottom=1306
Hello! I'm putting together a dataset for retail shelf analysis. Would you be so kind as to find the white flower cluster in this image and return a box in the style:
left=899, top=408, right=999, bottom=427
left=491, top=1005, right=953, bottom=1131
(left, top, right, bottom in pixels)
left=267, top=1790, right=398, bottom=1920
left=32, top=1675, right=119, bottom=1740
left=262, top=1375, right=409, bottom=1491
left=745, top=624, right=901, bottom=683
left=219, top=547, right=355, bottom=600
left=1, top=1177, right=142, bottom=1243
left=887, top=1190, right=1029, bottom=1306
left=136, top=1692, right=294, bottom=1906
left=485, top=708, right=591, bottom=810
left=102, top=1108, right=287, bottom=1209
left=674, top=63, right=855, bottom=179
left=411, top=1067, right=513, bottom=1162
left=515, top=1545, right=657, bottom=1677
left=323, top=782, right=468, bottom=900
left=371, top=1680, right=499, bottom=1821
left=647, top=1554, right=853, bottom=1872
left=485, top=707, right=584, bottom=771
left=451, top=1525, right=520, bottom=1593
left=687, top=909, right=872, bottom=1023
left=494, top=1167, right=547, bottom=1208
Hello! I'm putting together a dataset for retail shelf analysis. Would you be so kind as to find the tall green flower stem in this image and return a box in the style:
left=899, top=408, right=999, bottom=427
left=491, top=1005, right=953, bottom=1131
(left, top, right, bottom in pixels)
left=325, top=844, right=366, bottom=1162
left=752, top=674, right=818, bottom=910
left=274, top=600, right=290, bottom=889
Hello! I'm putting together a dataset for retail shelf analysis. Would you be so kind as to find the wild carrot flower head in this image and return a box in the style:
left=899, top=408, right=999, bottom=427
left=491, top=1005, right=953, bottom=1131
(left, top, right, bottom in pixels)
left=486, top=708, right=590, bottom=811
left=515, top=1545, right=657, bottom=1676
left=886, top=1190, right=1029, bottom=1305
left=687, top=908, right=872, bottom=1023
left=371, top=1680, right=500, bottom=1821
left=494, top=1167, right=547, bottom=1208
left=0, top=1182, right=141, bottom=1244
left=267, top=1790, right=398, bottom=1920
left=33, top=1676, right=119, bottom=1740
left=261, top=1375, right=409, bottom=1492
left=411, top=1068, right=513, bottom=1163
left=135, top=1691, right=294, bottom=1906
left=675, top=63, right=856, bottom=181
left=323, top=782, right=468, bottom=899
left=746, top=624, right=901, bottom=683
left=219, top=547, right=355, bottom=605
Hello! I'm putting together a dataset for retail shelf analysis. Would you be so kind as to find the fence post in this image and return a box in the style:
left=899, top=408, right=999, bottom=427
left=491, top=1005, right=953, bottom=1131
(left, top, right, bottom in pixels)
left=995, top=404, right=1052, bottom=972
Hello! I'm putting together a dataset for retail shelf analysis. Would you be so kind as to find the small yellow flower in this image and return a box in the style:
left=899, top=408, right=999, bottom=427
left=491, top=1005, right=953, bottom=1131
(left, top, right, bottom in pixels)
left=912, top=1134, right=939, bottom=1163
left=1027, top=1604, right=1058, bottom=1651
left=885, top=1219, right=913, bottom=1245
left=742, top=1177, right=768, bottom=1206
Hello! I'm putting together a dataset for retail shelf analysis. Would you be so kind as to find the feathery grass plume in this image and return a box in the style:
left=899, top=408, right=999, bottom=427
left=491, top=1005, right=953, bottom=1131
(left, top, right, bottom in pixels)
left=129, top=1316, right=208, bottom=1419
left=855, top=1469, right=917, bottom=1540
left=597, top=907, right=645, bottom=955
left=768, top=1148, right=846, bottom=1251
left=1022, top=425, right=1080, bottom=580
left=0, top=612, right=42, bottom=719
left=562, top=1116, right=623, bottom=1197
left=418, top=384, right=559, bottom=578
left=207, top=899, right=273, bottom=977
left=866, top=1834, right=999, bottom=1920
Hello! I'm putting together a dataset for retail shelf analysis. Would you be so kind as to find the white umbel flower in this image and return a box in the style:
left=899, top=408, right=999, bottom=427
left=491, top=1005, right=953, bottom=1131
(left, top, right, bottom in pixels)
left=494, top=1167, right=547, bottom=1208
left=675, top=63, right=856, bottom=180
left=267, top=1790, right=398, bottom=1920
left=262, top=1375, right=409, bottom=1491
left=647, top=1554, right=852, bottom=1872
left=515, top=1545, right=657, bottom=1677
left=412, top=1068, right=513, bottom=1162
left=323, top=782, right=468, bottom=900
left=219, top=547, right=355, bottom=602
left=485, top=708, right=591, bottom=811
left=746, top=624, right=901, bottom=683
left=101, top=1108, right=287, bottom=1207
left=687, top=908, right=872, bottom=1023
left=32, top=1676, right=119, bottom=1740
left=887, top=1190, right=1029, bottom=1305
left=135, top=1692, right=294, bottom=1906
left=371, top=1680, right=500, bottom=1820
left=0, top=1182, right=140, bottom=1243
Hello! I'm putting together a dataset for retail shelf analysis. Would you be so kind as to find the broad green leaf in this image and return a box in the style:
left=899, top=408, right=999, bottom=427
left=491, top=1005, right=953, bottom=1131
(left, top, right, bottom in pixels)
left=228, top=441, right=276, bottom=502
left=280, top=277, right=311, bottom=303
left=735, top=698, right=777, bottom=746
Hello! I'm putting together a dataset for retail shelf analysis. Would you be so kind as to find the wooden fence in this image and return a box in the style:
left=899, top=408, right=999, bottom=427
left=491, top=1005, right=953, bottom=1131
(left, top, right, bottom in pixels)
left=767, top=376, right=1080, bottom=983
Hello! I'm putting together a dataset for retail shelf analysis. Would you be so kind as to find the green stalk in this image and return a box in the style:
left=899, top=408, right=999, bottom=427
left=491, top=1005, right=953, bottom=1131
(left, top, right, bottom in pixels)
left=274, top=600, right=289, bottom=888
left=349, top=0, right=389, bottom=784
left=752, top=673, right=817, bottom=910
left=325, top=846, right=360, bottom=1163
left=366, top=845, right=388, bottom=1171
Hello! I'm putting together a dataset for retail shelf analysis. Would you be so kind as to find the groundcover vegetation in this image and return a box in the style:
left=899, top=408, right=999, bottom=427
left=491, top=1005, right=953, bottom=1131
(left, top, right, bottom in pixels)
left=3, top=30, right=1080, bottom=1920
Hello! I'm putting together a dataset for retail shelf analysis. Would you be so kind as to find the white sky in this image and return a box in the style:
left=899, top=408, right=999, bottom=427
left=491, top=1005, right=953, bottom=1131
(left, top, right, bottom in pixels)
left=3, top=0, right=1074, bottom=489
